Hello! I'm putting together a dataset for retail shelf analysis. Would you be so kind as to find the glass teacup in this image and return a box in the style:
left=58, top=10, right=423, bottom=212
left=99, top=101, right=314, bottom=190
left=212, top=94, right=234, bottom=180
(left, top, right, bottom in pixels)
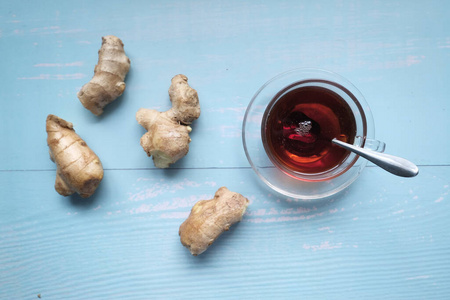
left=242, top=68, right=385, bottom=200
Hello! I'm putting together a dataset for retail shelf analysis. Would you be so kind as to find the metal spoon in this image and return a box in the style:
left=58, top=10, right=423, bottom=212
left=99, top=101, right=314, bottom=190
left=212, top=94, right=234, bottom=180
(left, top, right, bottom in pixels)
left=332, top=138, right=419, bottom=177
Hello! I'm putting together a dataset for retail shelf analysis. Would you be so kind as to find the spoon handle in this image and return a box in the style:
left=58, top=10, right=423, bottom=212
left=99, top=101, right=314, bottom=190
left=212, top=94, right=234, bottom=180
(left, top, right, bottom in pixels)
left=332, top=139, right=419, bottom=177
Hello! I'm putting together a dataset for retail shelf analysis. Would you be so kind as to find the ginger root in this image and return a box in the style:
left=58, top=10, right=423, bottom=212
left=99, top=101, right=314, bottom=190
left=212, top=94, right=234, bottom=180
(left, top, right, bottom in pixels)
left=179, top=187, right=249, bottom=256
left=46, top=114, right=104, bottom=198
left=77, top=35, right=130, bottom=116
left=136, top=74, right=200, bottom=168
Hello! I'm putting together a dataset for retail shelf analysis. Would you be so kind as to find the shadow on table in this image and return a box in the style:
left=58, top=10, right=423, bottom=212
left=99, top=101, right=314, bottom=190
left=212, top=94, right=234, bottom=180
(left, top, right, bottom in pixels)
left=68, top=181, right=104, bottom=209
left=248, top=168, right=355, bottom=210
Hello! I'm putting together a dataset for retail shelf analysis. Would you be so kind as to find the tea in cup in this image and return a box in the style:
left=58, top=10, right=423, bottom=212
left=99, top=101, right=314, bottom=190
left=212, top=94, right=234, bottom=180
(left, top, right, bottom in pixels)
left=243, top=69, right=385, bottom=199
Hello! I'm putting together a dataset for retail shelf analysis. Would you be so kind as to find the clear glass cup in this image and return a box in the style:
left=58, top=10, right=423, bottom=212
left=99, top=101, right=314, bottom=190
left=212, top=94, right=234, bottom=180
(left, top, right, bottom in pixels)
left=242, top=68, right=385, bottom=200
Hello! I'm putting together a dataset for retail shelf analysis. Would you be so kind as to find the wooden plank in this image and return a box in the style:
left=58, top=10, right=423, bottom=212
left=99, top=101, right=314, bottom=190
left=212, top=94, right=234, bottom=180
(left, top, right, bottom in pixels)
left=1, top=0, right=449, bottom=171
left=1, top=166, right=449, bottom=299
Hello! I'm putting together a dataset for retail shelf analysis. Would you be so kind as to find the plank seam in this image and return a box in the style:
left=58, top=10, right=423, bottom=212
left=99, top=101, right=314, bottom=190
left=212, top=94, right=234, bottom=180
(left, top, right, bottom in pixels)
left=0, top=164, right=448, bottom=172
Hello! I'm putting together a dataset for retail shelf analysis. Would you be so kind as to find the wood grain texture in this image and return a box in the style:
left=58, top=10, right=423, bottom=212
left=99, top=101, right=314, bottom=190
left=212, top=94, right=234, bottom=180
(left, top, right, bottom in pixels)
left=1, top=0, right=449, bottom=170
left=1, top=0, right=450, bottom=299
left=1, top=167, right=449, bottom=299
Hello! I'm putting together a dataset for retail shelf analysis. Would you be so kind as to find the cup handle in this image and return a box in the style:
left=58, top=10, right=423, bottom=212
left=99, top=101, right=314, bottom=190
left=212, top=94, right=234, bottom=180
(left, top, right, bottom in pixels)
left=363, top=138, right=386, bottom=153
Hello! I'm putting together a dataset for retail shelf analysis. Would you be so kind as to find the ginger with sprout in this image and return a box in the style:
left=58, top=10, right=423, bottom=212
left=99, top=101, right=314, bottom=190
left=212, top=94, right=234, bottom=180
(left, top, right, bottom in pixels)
left=179, top=187, right=249, bottom=256
left=78, top=35, right=130, bottom=115
left=136, top=74, right=200, bottom=168
left=46, top=114, right=104, bottom=198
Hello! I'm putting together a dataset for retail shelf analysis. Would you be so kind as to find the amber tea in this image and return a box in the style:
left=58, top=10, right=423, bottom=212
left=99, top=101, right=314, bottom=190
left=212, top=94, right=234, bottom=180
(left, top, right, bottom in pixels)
left=262, top=81, right=357, bottom=176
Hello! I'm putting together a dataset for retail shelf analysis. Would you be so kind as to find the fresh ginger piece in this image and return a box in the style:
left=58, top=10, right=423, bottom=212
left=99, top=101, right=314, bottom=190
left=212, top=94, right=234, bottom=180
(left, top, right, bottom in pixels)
left=136, top=74, right=200, bottom=168
left=166, top=74, right=201, bottom=125
left=136, top=108, right=193, bottom=168
left=46, top=114, right=104, bottom=198
left=77, top=35, right=130, bottom=116
left=179, top=187, right=249, bottom=256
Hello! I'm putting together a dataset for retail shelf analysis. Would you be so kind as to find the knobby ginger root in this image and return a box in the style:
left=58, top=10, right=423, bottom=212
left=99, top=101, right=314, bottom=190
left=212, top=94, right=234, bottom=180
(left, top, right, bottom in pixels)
left=77, top=35, right=130, bottom=115
left=46, top=114, right=104, bottom=198
left=136, top=74, right=200, bottom=168
left=179, top=187, right=249, bottom=256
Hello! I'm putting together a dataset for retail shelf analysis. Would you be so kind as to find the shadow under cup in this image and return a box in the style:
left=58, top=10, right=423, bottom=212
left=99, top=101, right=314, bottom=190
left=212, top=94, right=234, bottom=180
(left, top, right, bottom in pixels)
left=242, top=69, right=385, bottom=200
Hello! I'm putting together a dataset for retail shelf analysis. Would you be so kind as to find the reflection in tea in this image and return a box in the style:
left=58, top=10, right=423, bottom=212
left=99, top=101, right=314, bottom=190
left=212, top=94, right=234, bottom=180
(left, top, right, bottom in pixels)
left=263, top=84, right=357, bottom=175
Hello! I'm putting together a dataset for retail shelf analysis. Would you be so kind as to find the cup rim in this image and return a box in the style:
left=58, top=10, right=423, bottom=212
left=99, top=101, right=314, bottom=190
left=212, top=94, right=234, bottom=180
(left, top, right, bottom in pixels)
left=260, top=78, right=368, bottom=182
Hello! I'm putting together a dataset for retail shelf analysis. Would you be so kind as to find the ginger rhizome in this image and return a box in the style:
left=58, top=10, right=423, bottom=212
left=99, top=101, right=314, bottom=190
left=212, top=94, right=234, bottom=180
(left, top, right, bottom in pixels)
left=46, top=114, right=104, bottom=198
left=179, top=187, right=249, bottom=256
left=136, top=74, right=200, bottom=168
left=78, top=35, right=131, bottom=116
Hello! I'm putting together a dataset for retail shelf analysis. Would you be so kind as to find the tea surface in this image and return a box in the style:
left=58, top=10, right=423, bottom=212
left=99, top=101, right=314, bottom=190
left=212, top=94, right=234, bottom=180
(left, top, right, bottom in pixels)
left=263, top=85, right=357, bottom=174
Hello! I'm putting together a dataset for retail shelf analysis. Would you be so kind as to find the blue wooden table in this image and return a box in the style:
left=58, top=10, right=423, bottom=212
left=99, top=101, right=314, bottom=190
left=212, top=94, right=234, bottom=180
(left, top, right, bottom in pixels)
left=1, top=1, right=449, bottom=299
